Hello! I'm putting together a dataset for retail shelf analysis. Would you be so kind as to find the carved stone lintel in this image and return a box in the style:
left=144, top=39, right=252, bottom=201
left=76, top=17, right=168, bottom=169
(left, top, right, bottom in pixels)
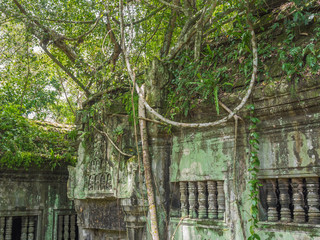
left=292, top=178, right=306, bottom=223
left=27, top=216, right=35, bottom=240
left=207, top=181, right=218, bottom=219
left=5, top=216, right=12, bottom=240
left=278, top=178, right=292, bottom=222
left=179, top=182, right=188, bottom=217
left=217, top=181, right=225, bottom=220
left=198, top=181, right=207, bottom=219
left=0, top=217, right=5, bottom=240
left=188, top=182, right=197, bottom=218
left=266, top=179, right=278, bottom=222
left=306, top=177, right=320, bottom=224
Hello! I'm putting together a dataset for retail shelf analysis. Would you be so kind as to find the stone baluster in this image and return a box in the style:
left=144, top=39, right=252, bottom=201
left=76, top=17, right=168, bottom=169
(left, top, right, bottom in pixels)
left=179, top=182, right=188, bottom=217
left=278, top=178, right=292, bottom=222
left=21, top=217, right=28, bottom=240
left=70, top=215, right=76, bottom=240
left=58, top=215, right=63, bottom=240
left=266, top=179, right=278, bottom=221
left=292, top=178, right=306, bottom=223
left=64, top=215, right=70, bottom=239
left=5, top=216, right=12, bottom=240
left=28, top=216, right=37, bottom=240
left=217, top=181, right=225, bottom=220
left=188, top=181, right=197, bottom=218
left=27, top=216, right=35, bottom=240
left=198, top=181, right=207, bottom=219
left=0, top=217, right=5, bottom=240
left=306, top=177, right=320, bottom=224
left=207, top=181, right=218, bottom=219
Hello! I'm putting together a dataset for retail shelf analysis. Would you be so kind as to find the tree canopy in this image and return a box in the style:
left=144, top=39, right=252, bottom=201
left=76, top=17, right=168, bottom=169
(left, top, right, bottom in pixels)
left=1, top=1, right=320, bottom=238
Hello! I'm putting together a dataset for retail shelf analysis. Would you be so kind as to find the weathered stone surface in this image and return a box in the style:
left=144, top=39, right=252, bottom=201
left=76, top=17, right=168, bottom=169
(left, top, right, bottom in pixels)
left=0, top=167, right=75, bottom=240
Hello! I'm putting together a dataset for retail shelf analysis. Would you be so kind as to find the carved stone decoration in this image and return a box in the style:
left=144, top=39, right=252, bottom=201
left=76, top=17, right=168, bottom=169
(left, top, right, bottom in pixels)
left=5, top=216, right=12, bottom=240
left=88, top=175, right=94, bottom=191
left=197, top=181, right=207, bottom=219
left=64, top=215, right=70, bottom=239
left=207, top=181, right=218, bottom=219
left=58, top=215, right=63, bottom=240
left=266, top=179, right=278, bottom=221
left=292, top=178, right=306, bottom=223
left=27, top=217, right=35, bottom=240
left=70, top=215, right=76, bottom=240
left=278, top=178, right=292, bottom=222
left=0, top=217, right=5, bottom=240
left=121, top=198, right=147, bottom=240
left=21, top=217, right=28, bottom=240
left=188, top=181, right=197, bottom=218
left=179, top=182, right=188, bottom=217
left=306, top=177, right=320, bottom=224
left=217, top=181, right=225, bottom=220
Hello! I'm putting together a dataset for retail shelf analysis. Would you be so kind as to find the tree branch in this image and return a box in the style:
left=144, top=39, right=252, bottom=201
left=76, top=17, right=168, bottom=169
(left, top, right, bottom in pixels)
left=40, top=44, right=91, bottom=97
left=93, top=125, right=133, bottom=157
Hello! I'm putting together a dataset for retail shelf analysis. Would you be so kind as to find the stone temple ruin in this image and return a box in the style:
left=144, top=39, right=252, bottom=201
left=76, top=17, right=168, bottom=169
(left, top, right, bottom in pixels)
left=1, top=79, right=320, bottom=240
left=1, top=8, right=320, bottom=239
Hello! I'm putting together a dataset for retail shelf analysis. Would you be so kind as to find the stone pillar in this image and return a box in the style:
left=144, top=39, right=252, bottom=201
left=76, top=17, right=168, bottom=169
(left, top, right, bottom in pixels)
left=266, top=179, right=278, bottom=221
left=198, top=181, right=207, bottom=219
left=70, top=215, right=76, bottom=240
left=278, top=178, right=292, bottom=222
left=217, top=181, right=225, bottom=220
left=21, top=217, right=28, bottom=240
left=27, top=217, right=35, bottom=240
left=188, top=182, right=197, bottom=218
left=5, top=216, right=12, bottom=240
left=207, top=181, right=218, bottom=219
left=64, top=215, right=70, bottom=239
left=0, top=217, right=5, bottom=240
left=306, top=177, right=320, bottom=224
left=292, top=178, right=306, bottom=223
left=58, top=215, right=63, bottom=240
left=179, top=182, right=188, bottom=217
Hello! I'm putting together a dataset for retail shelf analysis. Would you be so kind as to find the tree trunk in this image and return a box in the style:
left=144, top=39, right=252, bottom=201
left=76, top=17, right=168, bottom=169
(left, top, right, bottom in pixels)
left=138, top=85, right=160, bottom=240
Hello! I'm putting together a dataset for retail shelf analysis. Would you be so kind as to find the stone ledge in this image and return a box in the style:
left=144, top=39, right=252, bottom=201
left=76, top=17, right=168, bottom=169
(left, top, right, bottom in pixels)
left=170, top=217, right=227, bottom=229
left=258, top=221, right=320, bottom=233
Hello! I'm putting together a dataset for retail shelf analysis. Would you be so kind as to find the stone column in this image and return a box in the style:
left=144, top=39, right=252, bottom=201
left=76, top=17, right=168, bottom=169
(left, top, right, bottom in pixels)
left=0, top=217, right=5, bottom=240
left=266, top=179, right=278, bottom=221
left=21, top=217, right=28, bottom=240
left=278, top=178, right=292, bottom=222
left=217, top=181, right=225, bottom=220
left=207, top=181, right=218, bottom=219
left=179, top=182, right=188, bottom=217
left=5, top=216, right=12, bottom=240
left=70, top=215, right=76, bottom=240
left=58, top=215, right=63, bottom=240
left=306, top=177, right=320, bottom=224
left=27, top=217, right=35, bottom=240
left=188, top=182, right=197, bottom=218
left=64, top=215, right=70, bottom=239
left=292, top=178, right=306, bottom=223
left=198, top=181, right=207, bottom=219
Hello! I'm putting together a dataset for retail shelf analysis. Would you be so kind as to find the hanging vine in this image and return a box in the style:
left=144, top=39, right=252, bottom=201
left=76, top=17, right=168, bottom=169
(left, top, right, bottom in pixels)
left=247, top=104, right=261, bottom=240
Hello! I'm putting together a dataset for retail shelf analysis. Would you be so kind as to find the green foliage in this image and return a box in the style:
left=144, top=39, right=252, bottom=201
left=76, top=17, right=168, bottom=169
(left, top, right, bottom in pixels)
left=0, top=104, right=76, bottom=169
left=247, top=104, right=261, bottom=240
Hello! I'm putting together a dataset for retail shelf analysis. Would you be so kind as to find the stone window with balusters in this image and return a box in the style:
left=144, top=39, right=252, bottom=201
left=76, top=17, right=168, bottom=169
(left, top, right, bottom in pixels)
left=178, top=180, right=225, bottom=220
left=259, top=177, right=320, bottom=224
